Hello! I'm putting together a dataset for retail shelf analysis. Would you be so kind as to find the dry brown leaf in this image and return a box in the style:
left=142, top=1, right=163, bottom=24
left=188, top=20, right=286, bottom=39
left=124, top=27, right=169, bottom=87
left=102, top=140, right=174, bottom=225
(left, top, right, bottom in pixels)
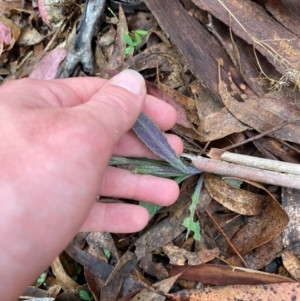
left=50, top=256, right=79, bottom=291
left=157, top=81, right=199, bottom=125
left=167, top=263, right=295, bottom=286
left=126, top=42, right=173, bottom=72
left=219, top=86, right=300, bottom=144
left=145, top=81, right=192, bottom=128
left=86, top=232, right=118, bottom=259
left=226, top=235, right=283, bottom=270
left=167, top=283, right=300, bottom=301
left=0, top=15, right=20, bottom=54
left=196, top=108, right=248, bottom=142
left=139, top=254, right=169, bottom=280
left=230, top=193, right=289, bottom=255
left=130, top=274, right=182, bottom=301
left=38, top=0, right=74, bottom=26
left=101, top=251, right=138, bottom=301
left=282, top=250, right=300, bottom=281
left=107, top=5, right=127, bottom=70
left=134, top=191, right=191, bottom=260
left=0, top=1, right=22, bottom=13
left=204, top=173, right=266, bottom=215
left=163, top=242, right=219, bottom=266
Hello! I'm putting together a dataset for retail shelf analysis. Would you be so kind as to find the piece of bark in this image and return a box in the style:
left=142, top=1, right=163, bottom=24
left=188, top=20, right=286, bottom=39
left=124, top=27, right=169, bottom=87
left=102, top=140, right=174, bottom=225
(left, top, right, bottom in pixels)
left=266, top=0, right=300, bottom=38
left=192, top=0, right=300, bottom=86
left=144, top=0, right=233, bottom=103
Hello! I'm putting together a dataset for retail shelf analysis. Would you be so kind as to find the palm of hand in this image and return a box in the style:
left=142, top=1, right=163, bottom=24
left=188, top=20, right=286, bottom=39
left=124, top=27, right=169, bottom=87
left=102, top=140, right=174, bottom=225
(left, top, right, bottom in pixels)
left=0, top=71, right=181, bottom=300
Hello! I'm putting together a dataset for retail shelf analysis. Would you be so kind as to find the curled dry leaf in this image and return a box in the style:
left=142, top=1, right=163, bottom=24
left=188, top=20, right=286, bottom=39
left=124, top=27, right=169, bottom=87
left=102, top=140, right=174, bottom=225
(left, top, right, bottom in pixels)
left=204, top=173, right=266, bottom=215
left=157, top=80, right=199, bottom=125
left=163, top=242, right=219, bottom=266
left=0, top=20, right=11, bottom=55
left=38, top=0, right=75, bottom=26
left=130, top=274, right=182, bottom=301
left=281, top=250, right=300, bottom=281
left=17, top=26, right=45, bottom=46
left=50, top=257, right=79, bottom=291
left=0, top=16, right=20, bottom=55
left=146, top=81, right=192, bottom=128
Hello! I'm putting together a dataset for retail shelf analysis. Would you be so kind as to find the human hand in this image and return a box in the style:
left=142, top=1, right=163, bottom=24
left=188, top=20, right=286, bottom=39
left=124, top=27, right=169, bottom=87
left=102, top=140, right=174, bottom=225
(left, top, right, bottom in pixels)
left=0, top=70, right=182, bottom=300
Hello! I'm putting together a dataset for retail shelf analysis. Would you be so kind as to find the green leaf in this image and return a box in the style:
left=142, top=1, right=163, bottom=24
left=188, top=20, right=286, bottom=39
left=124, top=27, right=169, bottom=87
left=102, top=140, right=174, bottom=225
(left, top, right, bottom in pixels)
left=134, top=32, right=142, bottom=45
left=36, top=272, right=47, bottom=284
left=79, top=290, right=92, bottom=301
left=103, top=249, right=111, bottom=259
left=134, top=29, right=148, bottom=35
left=124, top=46, right=134, bottom=55
left=123, top=33, right=133, bottom=46
left=133, top=165, right=190, bottom=178
left=174, top=173, right=193, bottom=184
left=140, top=201, right=161, bottom=219
left=182, top=217, right=201, bottom=241
left=182, top=175, right=203, bottom=241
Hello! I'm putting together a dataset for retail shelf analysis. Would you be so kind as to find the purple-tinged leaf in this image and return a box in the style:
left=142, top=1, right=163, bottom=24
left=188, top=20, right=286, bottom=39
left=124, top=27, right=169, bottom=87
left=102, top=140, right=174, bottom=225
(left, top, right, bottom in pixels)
left=29, top=47, right=67, bottom=80
left=145, top=81, right=192, bottom=128
left=133, top=112, right=197, bottom=174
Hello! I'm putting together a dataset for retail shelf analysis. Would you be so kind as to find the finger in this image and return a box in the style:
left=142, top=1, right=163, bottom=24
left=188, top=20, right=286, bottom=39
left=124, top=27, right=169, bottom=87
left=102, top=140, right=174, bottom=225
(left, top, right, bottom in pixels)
left=113, top=132, right=183, bottom=158
left=71, top=70, right=147, bottom=149
left=142, top=95, right=177, bottom=130
left=99, top=166, right=180, bottom=204
left=0, top=77, right=107, bottom=108
left=1, top=77, right=178, bottom=129
left=79, top=202, right=149, bottom=232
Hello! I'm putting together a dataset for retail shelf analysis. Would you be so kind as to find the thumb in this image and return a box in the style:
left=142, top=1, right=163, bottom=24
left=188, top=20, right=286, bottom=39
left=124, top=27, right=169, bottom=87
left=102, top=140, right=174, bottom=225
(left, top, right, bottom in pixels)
left=84, top=69, right=146, bottom=144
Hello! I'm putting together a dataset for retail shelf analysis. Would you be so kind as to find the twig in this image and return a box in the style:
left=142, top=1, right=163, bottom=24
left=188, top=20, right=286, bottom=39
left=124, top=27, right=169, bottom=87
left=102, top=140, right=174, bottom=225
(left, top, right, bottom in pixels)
left=56, top=0, right=106, bottom=77
left=211, top=149, right=300, bottom=176
left=182, top=154, right=300, bottom=189
left=205, top=209, right=248, bottom=268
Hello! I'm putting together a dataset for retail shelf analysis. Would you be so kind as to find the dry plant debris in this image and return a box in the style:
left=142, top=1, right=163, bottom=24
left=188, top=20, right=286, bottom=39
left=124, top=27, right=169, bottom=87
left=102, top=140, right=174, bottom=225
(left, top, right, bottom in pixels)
left=2, top=0, right=300, bottom=300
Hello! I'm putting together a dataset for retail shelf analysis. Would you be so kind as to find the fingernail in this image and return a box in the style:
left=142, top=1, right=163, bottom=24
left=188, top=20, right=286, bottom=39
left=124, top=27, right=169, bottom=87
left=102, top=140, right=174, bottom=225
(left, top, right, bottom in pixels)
left=111, top=69, right=145, bottom=95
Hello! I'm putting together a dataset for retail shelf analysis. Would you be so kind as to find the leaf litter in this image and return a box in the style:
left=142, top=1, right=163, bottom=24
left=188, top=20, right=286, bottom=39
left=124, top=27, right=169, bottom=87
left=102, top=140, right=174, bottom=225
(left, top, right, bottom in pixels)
left=2, top=0, right=300, bottom=299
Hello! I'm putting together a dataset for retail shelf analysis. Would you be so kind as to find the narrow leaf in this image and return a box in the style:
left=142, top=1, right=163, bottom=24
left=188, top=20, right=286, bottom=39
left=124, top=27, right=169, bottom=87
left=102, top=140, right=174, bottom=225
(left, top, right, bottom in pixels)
left=134, top=29, right=148, bottom=35
left=134, top=32, right=142, bottom=44
left=139, top=202, right=161, bottom=219
left=133, top=165, right=190, bottom=178
left=124, top=46, right=134, bottom=55
left=133, top=112, right=197, bottom=174
left=123, top=33, right=133, bottom=45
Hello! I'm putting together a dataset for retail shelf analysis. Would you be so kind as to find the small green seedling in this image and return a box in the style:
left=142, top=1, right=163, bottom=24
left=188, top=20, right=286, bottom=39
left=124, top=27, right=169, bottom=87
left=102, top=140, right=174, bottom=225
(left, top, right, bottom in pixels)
left=36, top=271, right=47, bottom=284
left=123, top=29, right=148, bottom=55
left=107, top=7, right=148, bottom=55
left=79, top=289, right=94, bottom=301
left=103, top=248, right=111, bottom=259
